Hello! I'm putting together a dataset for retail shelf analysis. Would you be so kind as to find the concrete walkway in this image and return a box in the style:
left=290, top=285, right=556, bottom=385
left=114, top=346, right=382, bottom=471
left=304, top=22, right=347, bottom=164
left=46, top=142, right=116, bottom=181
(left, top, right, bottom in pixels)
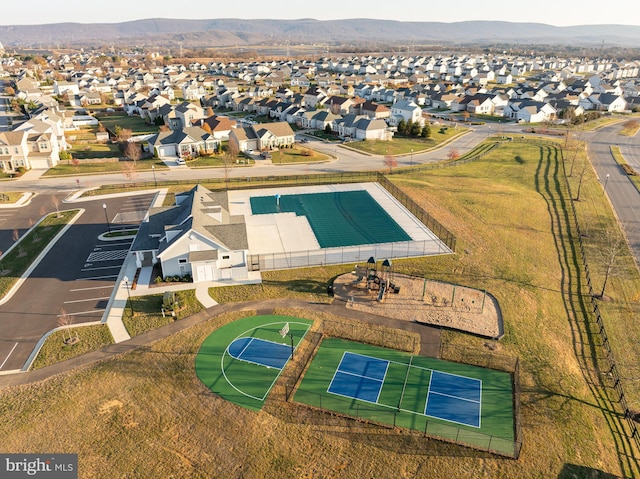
left=0, top=298, right=441, bottom=389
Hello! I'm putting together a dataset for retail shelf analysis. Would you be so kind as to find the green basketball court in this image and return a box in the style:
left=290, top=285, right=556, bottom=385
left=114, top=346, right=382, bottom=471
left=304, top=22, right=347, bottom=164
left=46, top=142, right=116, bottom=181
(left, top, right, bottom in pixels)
left=195, top=315, right=312, bottom=411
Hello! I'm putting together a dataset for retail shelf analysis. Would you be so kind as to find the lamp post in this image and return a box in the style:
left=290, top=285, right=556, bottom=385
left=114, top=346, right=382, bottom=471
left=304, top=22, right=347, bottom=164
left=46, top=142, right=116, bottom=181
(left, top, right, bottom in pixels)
left=123, top=276, right=134, bottom=317
left=152, top=164, right=157, bottom=188
left=410, top=148, right=413, bottom=166
left=102, top=203, right=111, bottom=233
left=604, top=173, right=611, bottom=194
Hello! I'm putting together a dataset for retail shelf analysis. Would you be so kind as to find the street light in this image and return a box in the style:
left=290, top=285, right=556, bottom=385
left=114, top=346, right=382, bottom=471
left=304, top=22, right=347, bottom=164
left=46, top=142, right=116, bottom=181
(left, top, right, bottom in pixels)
left=102, top=203, right=111, bottom=233
left=123, top=276, right=134, bottom=317
left=152, top=164, right=157, bottom=188
left=410, top=148, right=413, bottom=166
left=604, top=173, right=611, bottom=194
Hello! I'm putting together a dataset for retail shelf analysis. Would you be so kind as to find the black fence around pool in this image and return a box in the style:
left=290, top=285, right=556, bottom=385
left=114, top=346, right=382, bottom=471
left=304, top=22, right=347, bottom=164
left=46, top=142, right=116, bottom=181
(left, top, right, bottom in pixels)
left=248, top=237, right=452, bottom=271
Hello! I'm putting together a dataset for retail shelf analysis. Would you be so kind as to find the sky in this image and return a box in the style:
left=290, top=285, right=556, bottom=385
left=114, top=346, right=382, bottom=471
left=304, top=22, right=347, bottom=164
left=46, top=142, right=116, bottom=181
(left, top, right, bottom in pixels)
left=1, top=0, right=639, bottom=27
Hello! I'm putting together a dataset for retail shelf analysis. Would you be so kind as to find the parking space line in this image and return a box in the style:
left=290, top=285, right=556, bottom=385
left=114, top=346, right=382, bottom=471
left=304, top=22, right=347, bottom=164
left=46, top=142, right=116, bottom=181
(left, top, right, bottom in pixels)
left=56, top=309, right=104, bottom=317
left=70, top=285, right=114, bottom=292
left=76, top=274, right=118, bottom=281
left=0, top=342, right=18, bottom=370
left=63, top=296, right=110, bottom=304
left=81, top=265, right=123, bottom=272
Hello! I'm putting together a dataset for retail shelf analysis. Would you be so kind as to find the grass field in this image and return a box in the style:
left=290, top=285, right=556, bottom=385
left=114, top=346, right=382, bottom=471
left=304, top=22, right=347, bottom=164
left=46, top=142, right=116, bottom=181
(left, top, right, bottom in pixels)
left=347, top=128, right=465, bottom=155
left=95, top=114, right=159, bottom=135
left=1, top=139, right=639, bottom=477
left=43, top=158, right=168, bottom=177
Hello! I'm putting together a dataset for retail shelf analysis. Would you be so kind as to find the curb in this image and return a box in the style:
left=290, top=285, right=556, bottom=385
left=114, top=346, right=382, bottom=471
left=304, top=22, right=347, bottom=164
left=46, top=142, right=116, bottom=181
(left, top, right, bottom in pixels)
left=0, top=208, right=85, bottom=306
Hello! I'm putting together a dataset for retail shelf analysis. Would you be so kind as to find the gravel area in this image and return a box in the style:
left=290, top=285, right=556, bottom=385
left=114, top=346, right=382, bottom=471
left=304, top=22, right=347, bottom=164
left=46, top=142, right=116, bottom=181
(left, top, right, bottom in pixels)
left=332, top=271, right=502, bottom=339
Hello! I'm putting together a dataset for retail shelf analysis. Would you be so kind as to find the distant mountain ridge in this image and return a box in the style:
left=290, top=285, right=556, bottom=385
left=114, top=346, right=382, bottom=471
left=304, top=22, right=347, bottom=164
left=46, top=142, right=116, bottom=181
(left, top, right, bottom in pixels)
left=1, top=18, right=640, bottom=49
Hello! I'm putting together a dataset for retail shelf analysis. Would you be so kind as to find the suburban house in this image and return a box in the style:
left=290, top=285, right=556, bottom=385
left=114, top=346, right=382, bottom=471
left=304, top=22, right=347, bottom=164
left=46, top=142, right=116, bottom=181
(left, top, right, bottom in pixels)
left=229, top=121, right=295, bottom=152
left=130, top=185, right=249, bottom=283
left=0, top=127, right=60, bottom=171
left=147, top=126, right=218, bottom=158
left=504, top=100, right=557, bottom=123
left=198, top=114, right=238, bottom=140
left=389, top=99, right=423, bottom=126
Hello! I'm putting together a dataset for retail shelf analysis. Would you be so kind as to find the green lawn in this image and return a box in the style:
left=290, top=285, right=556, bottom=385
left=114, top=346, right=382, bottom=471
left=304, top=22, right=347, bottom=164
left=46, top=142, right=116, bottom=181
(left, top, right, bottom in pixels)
left=69, top=143, right=121, bottom=159
left=96, top=114, right=159, bottom=135
left=348, top=128, right=466, bottom=156
left=43, top=158, right=168, bottom=177
left=271, top=146, right=330, bottom=164
left=31, top=325, right=114, bottom=370
left=122, top=289, right=204, bottom=337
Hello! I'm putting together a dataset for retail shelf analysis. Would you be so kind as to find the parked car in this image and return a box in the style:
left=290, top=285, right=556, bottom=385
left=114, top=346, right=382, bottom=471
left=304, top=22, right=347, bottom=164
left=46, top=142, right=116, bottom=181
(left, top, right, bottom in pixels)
left=176, top=158, right=186, bottom=165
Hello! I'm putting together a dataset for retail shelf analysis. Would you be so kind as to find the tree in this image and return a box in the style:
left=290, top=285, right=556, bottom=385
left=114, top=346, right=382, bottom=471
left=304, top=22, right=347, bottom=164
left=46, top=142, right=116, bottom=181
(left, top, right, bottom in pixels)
left=223, top=141, right=239, bottom=190
left=384, top=154, right=397, bottom=174
left=397, top=119, right=406, bottom=135
left=406, top=119, right=414, bottom=137
left=574, top=158, right=591, bottom=201
left=59, top=150, right=71, bottom=162
left=124, top=141, right=141, bottom=166
left=58, top=308, right=79, bottom=344
left=51, top=195, right=61, bottom=218
left=597, top=231, right=625, bottom=300
left=324, top=123, right=332, bottom=134
left=410, top=121, right=421, bottom=136
left=421, top=123, right=431, bottom=139
left=12, top=229, right=24, bottom=256
left=447, top=148, right=460, bottom=161
left=71, top=157, right=80, bottom=171
left=462, top=111, right=470, bottom=122
left=121, top=161, right=138, bottom=185
left=115, top=126, right=132, bottom=143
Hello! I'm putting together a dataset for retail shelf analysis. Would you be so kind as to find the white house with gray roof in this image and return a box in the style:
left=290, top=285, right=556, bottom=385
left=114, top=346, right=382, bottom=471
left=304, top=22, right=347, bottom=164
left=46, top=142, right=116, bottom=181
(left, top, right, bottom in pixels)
left=130, top=185, right=249, bottom=282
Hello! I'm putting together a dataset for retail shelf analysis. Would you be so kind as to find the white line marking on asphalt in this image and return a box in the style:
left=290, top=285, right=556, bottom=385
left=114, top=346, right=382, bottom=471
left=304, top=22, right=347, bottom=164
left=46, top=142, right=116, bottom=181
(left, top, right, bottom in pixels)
left=76, top=275, right=118, bottom=281
left=56, top=309, right=104, bottom=317
left=0, top=342, right=19, bottom=370
left=70, top=285, right=114, bottom=292
left=63, top=296, right=110, bottom=304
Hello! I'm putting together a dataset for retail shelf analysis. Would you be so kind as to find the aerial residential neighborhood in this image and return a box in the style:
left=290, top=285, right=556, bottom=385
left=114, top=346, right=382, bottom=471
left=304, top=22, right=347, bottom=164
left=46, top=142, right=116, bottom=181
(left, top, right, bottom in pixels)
left=1, top=47, right=639, bottom=172
left=3, top=8, right=640, bottom=479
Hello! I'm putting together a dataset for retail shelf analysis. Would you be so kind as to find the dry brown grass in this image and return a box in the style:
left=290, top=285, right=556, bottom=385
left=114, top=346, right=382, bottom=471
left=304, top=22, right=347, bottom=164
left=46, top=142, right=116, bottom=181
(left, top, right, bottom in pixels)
left=1, top=141, right=638, bottom=478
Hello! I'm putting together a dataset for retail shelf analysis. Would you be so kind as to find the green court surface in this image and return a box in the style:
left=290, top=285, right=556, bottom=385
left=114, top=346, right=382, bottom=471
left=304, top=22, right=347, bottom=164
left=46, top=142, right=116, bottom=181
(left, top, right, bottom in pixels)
left=250, top=190, right=412, bottom=248
left=295, top=338, right=516, bottom=455
left=195, top=315, right=312, bottom=411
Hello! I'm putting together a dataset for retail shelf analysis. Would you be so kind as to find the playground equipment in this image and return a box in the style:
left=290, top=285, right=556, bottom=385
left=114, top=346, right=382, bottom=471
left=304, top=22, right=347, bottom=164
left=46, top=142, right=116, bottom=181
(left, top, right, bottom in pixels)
left=360, top=257, right=400, bottom=302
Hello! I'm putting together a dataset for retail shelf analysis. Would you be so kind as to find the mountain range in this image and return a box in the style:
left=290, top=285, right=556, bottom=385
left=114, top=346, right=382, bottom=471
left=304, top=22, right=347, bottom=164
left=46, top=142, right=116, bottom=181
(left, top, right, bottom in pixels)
left=1, top=18, right=640, bottom=49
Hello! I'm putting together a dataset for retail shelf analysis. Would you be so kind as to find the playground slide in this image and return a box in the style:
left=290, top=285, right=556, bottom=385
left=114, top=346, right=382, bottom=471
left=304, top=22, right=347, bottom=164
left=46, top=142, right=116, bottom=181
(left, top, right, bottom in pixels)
left=377, top=281, right=387, bottom=302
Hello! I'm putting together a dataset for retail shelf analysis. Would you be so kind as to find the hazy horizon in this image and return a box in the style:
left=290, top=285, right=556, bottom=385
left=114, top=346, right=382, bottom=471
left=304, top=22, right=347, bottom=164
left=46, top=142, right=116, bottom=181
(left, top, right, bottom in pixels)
left=2, top=1, right=640, bottom=28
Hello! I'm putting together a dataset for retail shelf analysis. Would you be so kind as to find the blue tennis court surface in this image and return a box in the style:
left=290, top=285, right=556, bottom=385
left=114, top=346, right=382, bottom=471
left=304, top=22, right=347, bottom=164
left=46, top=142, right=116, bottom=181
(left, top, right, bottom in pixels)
left=326, top=351, right=483, bottom=428
left=227, top=337, right=291, bottom=370
left=425, top=371, right=482, bottom=428
left=328, top=352, right=389, bottom=403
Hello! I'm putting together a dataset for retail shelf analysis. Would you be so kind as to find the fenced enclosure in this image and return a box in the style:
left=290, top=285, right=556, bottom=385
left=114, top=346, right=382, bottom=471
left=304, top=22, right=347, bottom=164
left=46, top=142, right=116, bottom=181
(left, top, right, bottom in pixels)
left=248, top=237, right=450, bottom=271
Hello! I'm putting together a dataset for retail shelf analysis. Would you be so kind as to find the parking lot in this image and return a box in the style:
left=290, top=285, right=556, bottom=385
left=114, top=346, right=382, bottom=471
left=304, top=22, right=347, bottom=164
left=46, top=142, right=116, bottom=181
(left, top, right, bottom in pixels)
left=0, top=193, right=154, bottom=372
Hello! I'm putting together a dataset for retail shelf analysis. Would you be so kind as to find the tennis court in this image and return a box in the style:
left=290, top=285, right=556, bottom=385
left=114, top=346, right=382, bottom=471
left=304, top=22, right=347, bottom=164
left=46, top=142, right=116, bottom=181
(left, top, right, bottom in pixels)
left=250, top=189, right=412, bottom=248
left=295, top=338, right=515, bottom=454
left=195, top=315, right=312, bottom=410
